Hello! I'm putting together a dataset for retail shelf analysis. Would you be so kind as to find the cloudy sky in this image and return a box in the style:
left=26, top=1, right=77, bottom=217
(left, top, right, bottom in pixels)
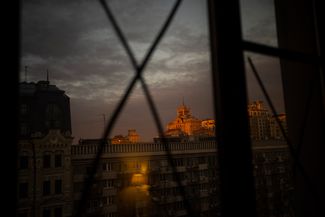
left=20, top=0, right=284, bottom=143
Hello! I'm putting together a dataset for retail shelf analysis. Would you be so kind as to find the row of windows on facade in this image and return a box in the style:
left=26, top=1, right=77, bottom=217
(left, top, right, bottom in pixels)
left=78, top=168, right=216, bottom=185
left=87, top=196, right=116, bottom=209
left=20, top=120, right=62, bottom=136
left=85, top=198, right=211, bottom=213
left=18, top=207, right=62, bottom=217
left=19, top=153, right=63, bottom=169
left=157, top=198, right=211, bottom=211
left=255, top=175, right=291, bottom=187
left=19, top=179, right=62, bottom=199
left=42, top=207, right=62, bottom=217
left=99, top=156, right=217, bottom=172
left=253, top=151, right=289, bottom=163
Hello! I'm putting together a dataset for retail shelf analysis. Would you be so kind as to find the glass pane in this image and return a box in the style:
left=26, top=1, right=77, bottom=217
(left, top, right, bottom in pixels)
left=240, top=0, right=278, bottom=47
left=244, top=52, right=295, bottom=217
left=19, top=1, right=219, bottom=217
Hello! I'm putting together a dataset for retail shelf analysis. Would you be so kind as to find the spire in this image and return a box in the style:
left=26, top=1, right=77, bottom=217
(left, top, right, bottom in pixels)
left=182, top=96, right=185, bottom=106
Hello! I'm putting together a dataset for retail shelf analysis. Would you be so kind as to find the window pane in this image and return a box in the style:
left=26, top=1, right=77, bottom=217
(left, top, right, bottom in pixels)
left=244, top=53, right=294, bottom=217
left=55, top=179, right=62, bottom=194
left=20, top=104, right=28, bottom=115
left=19, top=183, right=28, bottom=199
left=20, top=1, right=218, bottom=217
left=240, top=0, right=278, bottom=47
left=54, top=207, right=62, bottom=217
left=43, top=155, right=51, bottom=168
left=42, top=208, right=51, bottom=217
left=43, top=181, right=51, bottom=196
left=55, top=154, right=62, bottom=168
left=18, top=212, right=28, bottom=217
left=19, top=156, right=29, bottom=169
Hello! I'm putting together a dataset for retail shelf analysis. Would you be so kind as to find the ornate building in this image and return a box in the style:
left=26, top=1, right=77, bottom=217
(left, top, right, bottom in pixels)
left=164, top=102, right=215, bottom=138
left=17, top=80, right=73, bottom=217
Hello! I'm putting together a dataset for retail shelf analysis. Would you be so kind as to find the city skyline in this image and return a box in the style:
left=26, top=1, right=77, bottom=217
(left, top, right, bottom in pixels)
left=20, top=0, right=284, bottom=143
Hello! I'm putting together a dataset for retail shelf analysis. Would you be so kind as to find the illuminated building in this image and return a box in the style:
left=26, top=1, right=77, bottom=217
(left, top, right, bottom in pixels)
left=110, top=129, right=141, bottom=144
left=269, top=113, right=287, bottom=140
left=248, top=101, right=271, bottom=140
left=164, top=102, right=215, bottom=139
left=248, top=101, right=288, bottom=141
left=127, top=129, right=140, bottom=143
left=201, top=119, right=215, bottom=130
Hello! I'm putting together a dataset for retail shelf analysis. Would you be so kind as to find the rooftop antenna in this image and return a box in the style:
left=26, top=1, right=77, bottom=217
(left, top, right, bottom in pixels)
left=46, top=69, right=49, bottom=82
left=24, top=66, right=28, bottom=82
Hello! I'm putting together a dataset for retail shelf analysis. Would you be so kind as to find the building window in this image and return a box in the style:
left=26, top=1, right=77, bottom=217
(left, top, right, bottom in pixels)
left=43, top=180, right=51, bottom=196
left=54, top=207, right=62, bottom=217
left=19, top=156, right=29, bottom=169
left=43, top=154, right=51, bottom=168
left=55, top=179, right=62, bottom=194
left=20, top=123, right=29, bottom=136
left=19, top=182, right=28, bottom=199
left=46, top=103, right=62, bottom=129
left=42, top=208, right=51, bottom=217
left=55, top=154, right=62, bottom=168
left=18, top=212, right=28, bottom=217
left=20, top=104, right=28, bottom=115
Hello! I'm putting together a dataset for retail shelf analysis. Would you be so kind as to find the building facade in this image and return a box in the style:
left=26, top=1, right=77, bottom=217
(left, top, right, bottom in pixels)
left=269, top=114, right=287, bottom=140
left=18, top=82, right=293, bottom=217
left=248, top=101, right=271, bottom=140
left=17, top=81, right=73, bottom=217
left=110, top=129, right=141, bottom=144
left=248, top=101, right=288, bottom=141
left=165, top=103, right=215, bottom=138
left=71, top=141, right=221, bottom=217
left=71, top=140, right=293, bottom=217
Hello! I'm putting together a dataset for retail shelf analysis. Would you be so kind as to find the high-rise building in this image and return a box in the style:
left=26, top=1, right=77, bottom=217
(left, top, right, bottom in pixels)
left=19, top=80, right=72, bottom=138
left=269, top=113, right=287, bottom=140
left=248, top=101, right=288, bottom=141
left=248, top=101, right=271, bottom=140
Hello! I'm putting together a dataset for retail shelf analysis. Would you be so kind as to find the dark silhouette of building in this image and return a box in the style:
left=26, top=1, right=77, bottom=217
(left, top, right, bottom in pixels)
left=17, top=80, right=73, bottom=217
left=19, top=80, right=72, bottom=138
